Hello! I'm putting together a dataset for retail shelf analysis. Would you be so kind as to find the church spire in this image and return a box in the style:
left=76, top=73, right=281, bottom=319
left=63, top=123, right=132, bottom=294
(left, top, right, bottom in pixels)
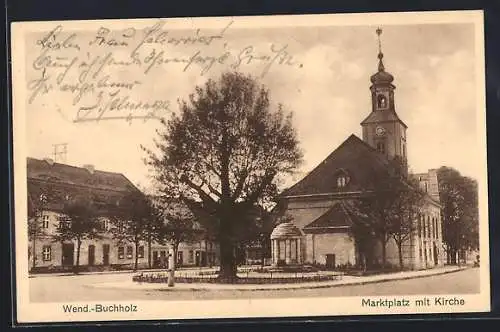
left=370, top=26, right=394, bottom=85
left=362, top=27, right=408, bottom=164
left=376, top=27, right=385, bottom=72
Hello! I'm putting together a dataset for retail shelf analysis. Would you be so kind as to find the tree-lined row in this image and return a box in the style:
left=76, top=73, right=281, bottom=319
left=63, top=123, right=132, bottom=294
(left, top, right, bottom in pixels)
left=350, top=158, right=479, bottom=270
left=349, top=158, right=429, bottom=270
left=28, top=190, right=201, bottom=272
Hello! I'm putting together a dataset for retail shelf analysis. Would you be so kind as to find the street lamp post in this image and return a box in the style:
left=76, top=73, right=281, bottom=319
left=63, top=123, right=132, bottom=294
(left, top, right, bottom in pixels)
left=168, top=244, right=175, bottom=287
left=260, top=233, right=265, bottom=267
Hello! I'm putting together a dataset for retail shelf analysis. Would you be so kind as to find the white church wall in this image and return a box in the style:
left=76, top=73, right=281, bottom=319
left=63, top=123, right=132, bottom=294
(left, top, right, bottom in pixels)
left=308, top=232, right=356, bottom=267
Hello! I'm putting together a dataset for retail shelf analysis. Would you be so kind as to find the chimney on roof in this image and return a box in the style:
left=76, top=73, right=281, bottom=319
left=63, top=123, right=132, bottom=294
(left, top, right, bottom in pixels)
left=83, top=164, right=95, bottom=174
left=44, top=158, right=54, bottom=165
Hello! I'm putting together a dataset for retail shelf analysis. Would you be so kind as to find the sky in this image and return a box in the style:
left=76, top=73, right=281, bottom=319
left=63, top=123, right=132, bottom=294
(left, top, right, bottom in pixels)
left=22, top=18, right=481, bottom=191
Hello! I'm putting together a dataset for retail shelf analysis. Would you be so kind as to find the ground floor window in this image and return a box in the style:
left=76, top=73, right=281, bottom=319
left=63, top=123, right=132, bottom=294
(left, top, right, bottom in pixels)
left=177, top=251, right=184, bottom=265
left=126, top=246, right=133, bottom=259
left=188, top=250, right=194, bottom=263
left=42, top=245, right=51, bottom=261
left=138, top=246, right=144, bottom=258
left=118, top=246, right=125, bottom=259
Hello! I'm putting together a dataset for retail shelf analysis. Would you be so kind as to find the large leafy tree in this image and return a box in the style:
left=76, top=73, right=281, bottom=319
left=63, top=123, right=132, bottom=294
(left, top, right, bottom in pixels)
left=109, top=191, right=152, bottom=271
left=437, top=167, right=479, bottom=264
left=150, top=196, right=200, bottom=267
left=142, top=197, right=167, bottom=269
left=52, top=196, right=102, bottom=273
left=351, top=157, right=420, bottom=269
left=390, top=176, right=426, bottom=269
left=143, top=71, right=303, bottom=281
left=346, top=200, right=376, bottom=271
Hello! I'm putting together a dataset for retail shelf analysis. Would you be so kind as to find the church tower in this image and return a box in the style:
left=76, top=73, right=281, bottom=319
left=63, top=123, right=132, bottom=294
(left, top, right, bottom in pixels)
left=361, top=28, right=408, bottom=164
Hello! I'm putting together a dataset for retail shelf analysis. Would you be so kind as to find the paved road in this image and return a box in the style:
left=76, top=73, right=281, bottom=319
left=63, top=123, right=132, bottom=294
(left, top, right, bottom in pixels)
left=29, top=267, right=480, bottom=303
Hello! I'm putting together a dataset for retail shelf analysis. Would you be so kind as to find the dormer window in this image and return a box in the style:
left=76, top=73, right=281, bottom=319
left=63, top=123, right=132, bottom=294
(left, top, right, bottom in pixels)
left=39, top=193, right=48, bottom=203
left=337, top=176, right=347, bottom=187
left=335, top=169, right=350, bottom=188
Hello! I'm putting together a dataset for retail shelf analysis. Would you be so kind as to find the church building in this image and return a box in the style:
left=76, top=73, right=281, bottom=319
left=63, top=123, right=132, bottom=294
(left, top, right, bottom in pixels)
left=270, top=28, right=445, bottom=271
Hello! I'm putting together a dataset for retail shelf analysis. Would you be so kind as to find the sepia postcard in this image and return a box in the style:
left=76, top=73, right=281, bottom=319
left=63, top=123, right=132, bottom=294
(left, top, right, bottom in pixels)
left=11, top=10, right=490, bottom=324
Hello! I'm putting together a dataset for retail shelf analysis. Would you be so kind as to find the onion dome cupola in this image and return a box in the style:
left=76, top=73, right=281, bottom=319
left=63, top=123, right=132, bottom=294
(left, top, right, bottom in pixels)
left=369, top=27, right=396, bottom=111
left=361, top=27, right=408, bottom=165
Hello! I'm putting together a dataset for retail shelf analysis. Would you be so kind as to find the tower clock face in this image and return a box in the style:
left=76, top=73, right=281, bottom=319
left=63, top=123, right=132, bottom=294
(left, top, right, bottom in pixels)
left=376, top=126, right=386, bottom=136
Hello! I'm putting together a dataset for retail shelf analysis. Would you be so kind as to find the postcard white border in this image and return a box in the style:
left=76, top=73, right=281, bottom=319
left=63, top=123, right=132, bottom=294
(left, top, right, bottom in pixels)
left=11, top=9, right=490, bottom=323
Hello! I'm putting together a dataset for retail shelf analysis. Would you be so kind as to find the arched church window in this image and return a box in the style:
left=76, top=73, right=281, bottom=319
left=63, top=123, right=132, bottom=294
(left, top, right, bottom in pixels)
left=377, top=94, right=387, bottom=109
left=376, top=141, right=386, bottom=154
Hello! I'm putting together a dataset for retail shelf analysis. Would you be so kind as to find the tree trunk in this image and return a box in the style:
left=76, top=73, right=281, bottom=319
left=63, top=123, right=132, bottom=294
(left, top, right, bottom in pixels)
left=218, top=128, right=237, bottom=282
left=75, top=239, right=81, bottom=274
left=147, top=234, right=152, bottom=269
left=173, top=240, right=180, bottom=268
left=261, top=241, right=265, bottom=267
left=134, top=239, right=139, bottom=271
left=32, top=237, right=36, bottom=271
left=381, top=238, right=387, bottom=269
left=398, top=242, right=403, bottom=269
left=449, top=247, right=457, bottom=265
left=218, top=235, right=237, bottom=282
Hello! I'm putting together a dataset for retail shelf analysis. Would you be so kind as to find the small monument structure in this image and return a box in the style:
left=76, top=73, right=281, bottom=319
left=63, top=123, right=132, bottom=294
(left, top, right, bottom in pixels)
left=270, top=222, right=304, bottom=267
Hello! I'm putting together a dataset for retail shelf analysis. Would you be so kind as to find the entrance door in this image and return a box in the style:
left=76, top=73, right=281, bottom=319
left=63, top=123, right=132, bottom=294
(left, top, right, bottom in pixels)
left=102, top=244, right=110, bottom=265
left=177, top=251, right=183, bottom=267
left=153, top=251, right=159, bottom=268
left=88, top=245, right=95, bottom=266
left=195, top=251, right=201, bottom=266
left=61, top=243, right=74, bottom=266
left=326, top=254, right=336, bottom=269
left=160, top=251, right=166, bottom=268
left=433, top=244, right=439, bottom=265
left=200, top=251, right=207, bottom=267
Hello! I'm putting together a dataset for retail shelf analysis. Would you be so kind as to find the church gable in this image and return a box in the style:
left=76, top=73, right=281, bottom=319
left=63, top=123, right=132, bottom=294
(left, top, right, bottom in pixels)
left=302, top=202, right=355, bottom=234
left=281, top=134, right=390, bottom=197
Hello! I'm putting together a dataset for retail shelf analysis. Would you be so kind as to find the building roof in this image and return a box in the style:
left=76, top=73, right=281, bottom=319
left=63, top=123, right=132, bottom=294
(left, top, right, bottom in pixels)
left=280, top=134, right=392, bottom=197
left=27, top=158, right=137, bottom=192
left=270, top=222, right=303, bottom=239
left=303, top=202, right=354, bottom=230
left=360, top=110, right=407, bottom=128
left=27, top=157, right=140, bottom=214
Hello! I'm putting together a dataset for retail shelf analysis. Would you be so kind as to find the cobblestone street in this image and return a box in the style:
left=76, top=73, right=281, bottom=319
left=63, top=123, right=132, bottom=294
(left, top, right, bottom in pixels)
left=29, top=267, right=480, bottom=303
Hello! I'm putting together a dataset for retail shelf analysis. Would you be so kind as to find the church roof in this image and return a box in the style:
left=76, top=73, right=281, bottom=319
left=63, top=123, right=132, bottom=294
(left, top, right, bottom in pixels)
left=360, top=110, right=407, bottom=128
left=303, top=202, right=354, bottom=230
left=280, top=134, right=391, bottom=197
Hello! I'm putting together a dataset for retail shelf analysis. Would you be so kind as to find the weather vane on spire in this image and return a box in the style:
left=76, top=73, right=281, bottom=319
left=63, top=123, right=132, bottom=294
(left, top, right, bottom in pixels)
left=376, top=27, right=385, bottom=71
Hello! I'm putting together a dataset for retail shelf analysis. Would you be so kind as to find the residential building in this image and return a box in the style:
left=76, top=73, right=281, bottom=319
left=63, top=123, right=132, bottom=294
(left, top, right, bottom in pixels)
left=27, top=157, right=218, bottom=271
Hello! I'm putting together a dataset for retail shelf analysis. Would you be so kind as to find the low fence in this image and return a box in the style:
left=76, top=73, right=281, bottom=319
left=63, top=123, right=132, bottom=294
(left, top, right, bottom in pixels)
left=132, top=271, right=344, bottom=284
